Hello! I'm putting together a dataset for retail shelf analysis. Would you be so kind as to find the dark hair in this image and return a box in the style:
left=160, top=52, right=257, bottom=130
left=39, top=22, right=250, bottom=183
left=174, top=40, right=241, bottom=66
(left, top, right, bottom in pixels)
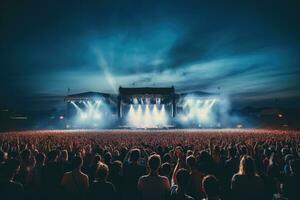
left=35, top=153, right=45, bottom=164
left=20, top=149, right=31, bottom=162
left=104, top=152, right=112, bottom=164
left=92, top=154, right=101, bottom=165
left=96, top=163, right=109, bottom=180
left=228, top=147, right=237, bottom=158
left=0, top=150, right=5, bottom=163
left=202, top=175, right=219, bottom=198
left=111, top=160, right=123, bottom=175
left=148, top=154, right=161, bottom=172
left=186, top=155, right=197, bottom=169
left=198, top=150, right=211, bottom=163
left=176, top=168, right=190, bottom=190
left=71, top=156, right=83, bottom=170
left=130, top=149, right=141, bottom=162
left=163, top=153, right=171, bottom=163
left=48, top=150, right=60, bottom=161
left=238, top=156, right=257, bottom=176
left=160, top=162, right=171, bottom=176
left=290, top=159, right=300, bottom=175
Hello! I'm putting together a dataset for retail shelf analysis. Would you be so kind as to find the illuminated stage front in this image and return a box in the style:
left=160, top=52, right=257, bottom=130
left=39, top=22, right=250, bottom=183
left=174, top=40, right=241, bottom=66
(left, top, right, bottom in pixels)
left=65, top=87, right=221, bottom=129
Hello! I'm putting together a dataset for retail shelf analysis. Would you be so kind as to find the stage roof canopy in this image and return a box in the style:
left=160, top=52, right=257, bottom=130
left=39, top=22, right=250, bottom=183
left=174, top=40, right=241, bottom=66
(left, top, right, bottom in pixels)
left=178, top=91, right=219, bottom=98
left=119, top=86, right=175, bottom=96
left=64, top=92, right=111, bottom=101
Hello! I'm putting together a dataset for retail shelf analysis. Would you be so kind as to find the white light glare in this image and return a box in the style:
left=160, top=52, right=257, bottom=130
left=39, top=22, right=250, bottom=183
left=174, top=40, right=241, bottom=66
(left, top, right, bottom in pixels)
left=181, top=98, right=217, bottom=125
left=127, top=104, right=168, bottom=128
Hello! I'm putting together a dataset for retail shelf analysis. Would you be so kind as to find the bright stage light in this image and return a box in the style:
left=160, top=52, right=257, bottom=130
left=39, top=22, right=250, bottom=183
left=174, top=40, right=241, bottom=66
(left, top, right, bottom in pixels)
left=71, top=101, right=82, bottom=112
left=71, top=99, right=105, bottom=124
left=93, top=112, right=101, bottom=119
left=144, top=105, right=151, bottom=126
left=180, top=98, right=217, bottom=126
left=80, top=113, right=88, bottom=120
left=126, top=104, right=169, bottom=128
left=156, top=98, right=161, bottom=105
left=152, top=104, right=159, bottom=124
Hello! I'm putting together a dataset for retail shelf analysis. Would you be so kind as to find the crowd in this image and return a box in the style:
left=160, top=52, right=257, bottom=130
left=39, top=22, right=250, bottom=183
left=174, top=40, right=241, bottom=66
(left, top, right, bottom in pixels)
left=0, top=129, right=299, bottom=200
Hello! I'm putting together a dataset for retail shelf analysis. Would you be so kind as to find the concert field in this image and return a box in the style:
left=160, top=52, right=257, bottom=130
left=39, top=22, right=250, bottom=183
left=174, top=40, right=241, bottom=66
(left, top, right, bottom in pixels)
left=1, top=129, right=299, bottom=145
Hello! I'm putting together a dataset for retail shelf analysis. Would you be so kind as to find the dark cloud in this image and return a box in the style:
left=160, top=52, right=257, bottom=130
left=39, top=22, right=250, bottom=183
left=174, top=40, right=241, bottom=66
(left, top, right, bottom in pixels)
left=1, top=0, right=300, bottom=109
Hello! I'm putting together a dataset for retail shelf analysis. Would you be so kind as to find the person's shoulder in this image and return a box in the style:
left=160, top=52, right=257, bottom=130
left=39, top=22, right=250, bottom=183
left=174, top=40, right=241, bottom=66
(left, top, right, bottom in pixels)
left=63, top=171, right=72, bottom=176
left=138, top=174, right=148, bottom=181
left=159, top=175, right=169, bottom=181
left=80, top=171, right=89, bottom=178
left=185, top=195, right=195, bottom=200
left=61, top=171, right=71, bottom=178
left=8, top=180, right=23, bottom=190
left=105, top=181, right=116, bottom=189
left=254, top=175, right=263, bottom=182
left=232, top=173, right=243, bottom=181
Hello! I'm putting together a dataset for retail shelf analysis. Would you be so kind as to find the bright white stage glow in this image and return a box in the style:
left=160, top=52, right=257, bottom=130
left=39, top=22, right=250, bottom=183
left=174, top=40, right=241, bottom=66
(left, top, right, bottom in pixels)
left=71, top=100, right=103, bottom=123
left=127, top=104, right=168, bottom=128
left=180, top=98, right=217, bottom=126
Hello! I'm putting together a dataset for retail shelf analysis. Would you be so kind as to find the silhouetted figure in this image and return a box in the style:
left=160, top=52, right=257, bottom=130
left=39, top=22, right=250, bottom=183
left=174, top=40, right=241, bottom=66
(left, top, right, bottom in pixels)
left=160, top=162, right=172, bottom=183
left=123, top=148, right=146, bottom=200
left=186, top=155, right=205, bottom=200
left=0, top=159, right=24, bottom=200
left=87, top=154, right=101, bottom=184
left=283, top=159, right=300, bottom=200
left=138, top=154, right=170, bottom=200
left=231, top=156, right=264, bottom=200
left=89, top=162, right=117, bottom=200
left=202, top=175, right=221, bottom=200
left=61, top=156, right=89, bottom=200
left=108, top=160, right=123, bottom=199
left=42, top=150, right=64, bottom=200
left=170, top=169, right=194, bottom=200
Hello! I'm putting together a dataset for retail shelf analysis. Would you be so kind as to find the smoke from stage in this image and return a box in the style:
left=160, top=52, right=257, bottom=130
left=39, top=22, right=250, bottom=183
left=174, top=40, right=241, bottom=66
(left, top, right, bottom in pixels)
left=63, top=87, right=235, bottom=129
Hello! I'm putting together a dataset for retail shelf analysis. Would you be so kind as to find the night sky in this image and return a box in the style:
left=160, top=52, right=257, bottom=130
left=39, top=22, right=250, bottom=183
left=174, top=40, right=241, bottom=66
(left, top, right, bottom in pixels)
left=1, top=0, right=300, bottom=111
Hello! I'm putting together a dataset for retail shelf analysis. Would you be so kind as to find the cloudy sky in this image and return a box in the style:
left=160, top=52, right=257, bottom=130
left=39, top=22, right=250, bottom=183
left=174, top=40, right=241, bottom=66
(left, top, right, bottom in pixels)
left=1, top=0, right=300, bottom=110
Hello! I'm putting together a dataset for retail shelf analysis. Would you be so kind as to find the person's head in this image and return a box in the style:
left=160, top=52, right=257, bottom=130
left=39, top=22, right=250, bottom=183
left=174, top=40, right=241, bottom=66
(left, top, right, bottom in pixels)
left=240, top=146, right=248, bottom=156
left=96, top=162, right=109, bottom=181
left=228, top=147, right=237, bottom=158
left=111, top=160, right=123, bottom=175
left=202, top=175, right=219, bottom=198
left=175, top=146, right=183, bottom=159
left=186, top=155, right=197, bottom=170
left=238, top=155, right=256, bottom=176
left=113, top=150, right=120, bottom=160
left=0, top=150, right=3, bottom=162
left=103, top=152, right=112, bottom=164
left=290, top=159, right=300, bottom=175
left=0, top=150, right=6, bottom=163
left=148, top=154, right=161, bottom=174
left=160, top=162, right=171, bottom=177
left=163, top=153, right=171, bottom=163
left=130, top=149, right=141, bottom=163
left=35, top=152, right=46, bottom=165
left=20, top=149, right=31, bottom=163
left=71, top=156, right=83, bottom=171
left=198, top=150, right=211, bottom=163
left=61, top=150, right=68, bottom=162
left=176, top=168, right=190, bottom=191
left=1, top=159, right=21, bottom=180
left=186, top=150, right=193, bottom=157
left=47, top=150, right=60, bottom=162
left=92, top=154, right=101, bottom=165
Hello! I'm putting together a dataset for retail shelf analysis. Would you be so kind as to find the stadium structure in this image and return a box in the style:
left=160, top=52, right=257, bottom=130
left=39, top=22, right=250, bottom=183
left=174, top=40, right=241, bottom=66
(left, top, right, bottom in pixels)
left=64, top=87, right=220, bottom=129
